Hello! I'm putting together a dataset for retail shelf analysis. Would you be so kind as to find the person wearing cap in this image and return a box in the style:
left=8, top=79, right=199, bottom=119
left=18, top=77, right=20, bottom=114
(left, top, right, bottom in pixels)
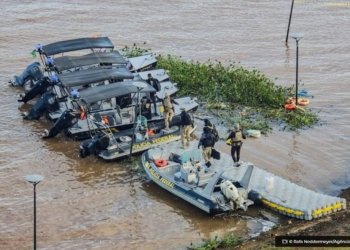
left=203, top=118, right=219, bottom=145
left=180, top=107, right=193, bottom=148
left=226, top=123, right=246, bottom=166
left=198, top=126, right=216, bottom=168
left=162, top=93, right=177, bottom=129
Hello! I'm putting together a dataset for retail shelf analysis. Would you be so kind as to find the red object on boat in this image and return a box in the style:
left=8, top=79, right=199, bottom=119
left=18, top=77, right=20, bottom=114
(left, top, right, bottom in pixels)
left=154, top=159, right=168, bottom=168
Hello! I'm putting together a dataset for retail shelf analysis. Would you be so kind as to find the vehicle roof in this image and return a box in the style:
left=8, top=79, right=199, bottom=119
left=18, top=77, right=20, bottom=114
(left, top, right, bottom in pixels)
left=79, top=81, right=155, bottom=104
left=41, top=37, right=114, bottom=56
left=58, top=67, right=133, bottom=87
left=53, top=51, right=126, bottom=71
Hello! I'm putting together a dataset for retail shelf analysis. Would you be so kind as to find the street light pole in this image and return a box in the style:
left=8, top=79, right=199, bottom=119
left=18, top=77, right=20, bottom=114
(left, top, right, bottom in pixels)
left=285, top=0, right=295, bottom=46
left=25, top=174, right=44, bottom=250
left=291, top=33, right=303, bottom=106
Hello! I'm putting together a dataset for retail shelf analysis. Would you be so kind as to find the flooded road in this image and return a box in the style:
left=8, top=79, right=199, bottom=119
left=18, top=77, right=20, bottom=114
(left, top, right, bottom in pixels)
left=0, top=0, right=349, bottom=249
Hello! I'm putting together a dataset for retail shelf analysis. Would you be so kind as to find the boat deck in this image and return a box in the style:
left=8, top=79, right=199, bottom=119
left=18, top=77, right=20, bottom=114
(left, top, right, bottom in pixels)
left=151, top=140, right=347, bottom=220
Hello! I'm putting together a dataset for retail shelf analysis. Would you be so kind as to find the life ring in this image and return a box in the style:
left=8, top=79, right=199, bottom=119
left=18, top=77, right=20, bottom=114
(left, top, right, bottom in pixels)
left=154, top=159, right=168, bottom=168
left=297, top=98, right=310, bottom=106
left=284, top=103, right=296, bottom=111
left=120, top=136, right=132, bottom=142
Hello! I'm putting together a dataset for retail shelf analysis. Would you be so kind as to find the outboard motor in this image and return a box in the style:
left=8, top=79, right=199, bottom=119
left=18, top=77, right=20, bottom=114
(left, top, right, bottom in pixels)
left=11, top=62, right=43, bottom=87
left=23, top=92, right=58, bottom=120
left=42, top=110, right=79, bottom=139
left=80, top=134, right=110, bottom=158
left=18, top=77, right=52, bottom=103
left=220, top=180, right=249, bottom=211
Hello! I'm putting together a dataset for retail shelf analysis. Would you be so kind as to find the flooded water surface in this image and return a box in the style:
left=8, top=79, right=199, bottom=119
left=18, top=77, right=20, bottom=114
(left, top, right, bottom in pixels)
left=0, top=0, right=349, bottom=249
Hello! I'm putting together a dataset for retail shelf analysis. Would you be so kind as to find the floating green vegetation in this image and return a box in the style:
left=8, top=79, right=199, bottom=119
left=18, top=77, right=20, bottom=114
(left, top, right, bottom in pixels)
left=120, top=157, right=145, bottom=173
left=121, top=43, right=151, bottom=58
left=121, top=44, right=319, bottom=133
left=157, top=55, right=319, bottom=133
left=189, top=234, right=242, bottom=250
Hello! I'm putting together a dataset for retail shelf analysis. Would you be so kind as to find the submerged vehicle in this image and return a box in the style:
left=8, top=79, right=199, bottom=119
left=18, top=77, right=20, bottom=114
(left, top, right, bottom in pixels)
left=141, top=141, right=346, bottom=218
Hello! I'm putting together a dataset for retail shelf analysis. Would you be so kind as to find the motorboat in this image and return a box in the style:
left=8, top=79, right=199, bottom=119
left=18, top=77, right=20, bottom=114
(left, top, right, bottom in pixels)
left=43, top=81, right=198, bottom=140
left=79, top=120, right=188, bottom=161
left=141, top=141, right=346, bottom=218
left=10, top=36, right=157, bottom=88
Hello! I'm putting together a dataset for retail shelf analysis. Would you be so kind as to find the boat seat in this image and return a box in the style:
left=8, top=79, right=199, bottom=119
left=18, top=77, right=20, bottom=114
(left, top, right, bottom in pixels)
left=174, top=172, right=181, bottom=182
left=95, top=111, right=121, bottom=126
left=197, top=171, right=216, bottom=187
left=181, top=149, right=202, bottom=164
left=180, top=162, right=197, bottom=184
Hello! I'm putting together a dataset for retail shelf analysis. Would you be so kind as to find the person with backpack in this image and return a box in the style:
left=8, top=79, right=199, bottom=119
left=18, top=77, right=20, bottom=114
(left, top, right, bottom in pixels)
left=203, top=118, right=219, bottom=145
left=146, top=73, right=161, bottom=116
left=226, top=123, right=246, bottom=167
left=180, top=108, right=193, bottom=148
left=198, top=126, right=216, bottom=168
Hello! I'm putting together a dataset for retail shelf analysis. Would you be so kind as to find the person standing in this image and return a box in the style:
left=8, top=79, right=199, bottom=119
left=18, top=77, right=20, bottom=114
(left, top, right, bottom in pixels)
left=198, top=126, right=216, bottom=168
left=140, top=97, right=152, bottom=120
left=226, top=124, right=246, bottom=166
left=146, top=73, right=161, bottom=116
left=180, top=108, right=193, bottom=148
left=203, top=118, right=219, bottom=145
left=162, top=93, right=176, bottom=130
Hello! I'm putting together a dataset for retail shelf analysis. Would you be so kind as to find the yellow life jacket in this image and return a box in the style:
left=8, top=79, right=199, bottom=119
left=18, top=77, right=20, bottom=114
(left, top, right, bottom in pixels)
left=226, top=131, right=243, bottom=146
left=233, top=131, right=243, bottom=142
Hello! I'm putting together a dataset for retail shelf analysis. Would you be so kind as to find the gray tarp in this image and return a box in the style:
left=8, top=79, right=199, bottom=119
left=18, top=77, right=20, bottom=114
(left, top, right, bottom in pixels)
left=54, top=51, right=126, bottom=71
left=42, top=37, right=114, bottom=56
left=79, top=81, right=156, bottom=104
left=58, top=67, right=133, bottom=87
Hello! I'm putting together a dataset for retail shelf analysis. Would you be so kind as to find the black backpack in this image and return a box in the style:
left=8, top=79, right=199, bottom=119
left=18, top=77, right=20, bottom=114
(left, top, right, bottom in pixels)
left=212, top=126, right=219, bottom=142
left=152, top=78, right=161, bottom=92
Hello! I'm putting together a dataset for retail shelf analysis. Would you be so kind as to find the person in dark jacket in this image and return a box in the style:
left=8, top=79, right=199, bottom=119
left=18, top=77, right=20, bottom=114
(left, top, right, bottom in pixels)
left=203, top=118, right=219, bottom=145
left=140, top=97, right=152, bottom=120
left=180, top=108, right=193, bottom=148
left=146, top=73, right=161, bottom=116
left=226, top=123, right=246, bottom=166
left=198, top=126, right=216, bottom=168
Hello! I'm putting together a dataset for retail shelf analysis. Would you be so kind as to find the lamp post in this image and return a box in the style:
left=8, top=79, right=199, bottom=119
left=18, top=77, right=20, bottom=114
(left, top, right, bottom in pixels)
left=25, top=174, right=44, bottom=250
left=285, top=0, right=295, bottom=46
left=291, top=33, right=303, bottom=106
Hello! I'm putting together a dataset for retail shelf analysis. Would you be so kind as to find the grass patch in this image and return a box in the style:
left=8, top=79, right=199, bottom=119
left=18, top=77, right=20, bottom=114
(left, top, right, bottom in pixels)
left=189, top=234, right=242, bottom=250
left=122, top=44, right=319, bottom=133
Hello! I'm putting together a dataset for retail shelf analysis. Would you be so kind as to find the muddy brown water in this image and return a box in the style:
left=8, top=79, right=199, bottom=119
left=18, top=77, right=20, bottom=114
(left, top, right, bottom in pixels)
left=0, top=0, right=349, bottom=249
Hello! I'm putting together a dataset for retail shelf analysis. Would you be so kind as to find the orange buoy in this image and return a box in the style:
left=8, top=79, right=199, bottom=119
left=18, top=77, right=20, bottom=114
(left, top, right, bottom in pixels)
left=297, top=98, right=310, bottom=106
left=154, top=159, right=168, bottom=168
left=284, top=103, right=296, bottom=111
